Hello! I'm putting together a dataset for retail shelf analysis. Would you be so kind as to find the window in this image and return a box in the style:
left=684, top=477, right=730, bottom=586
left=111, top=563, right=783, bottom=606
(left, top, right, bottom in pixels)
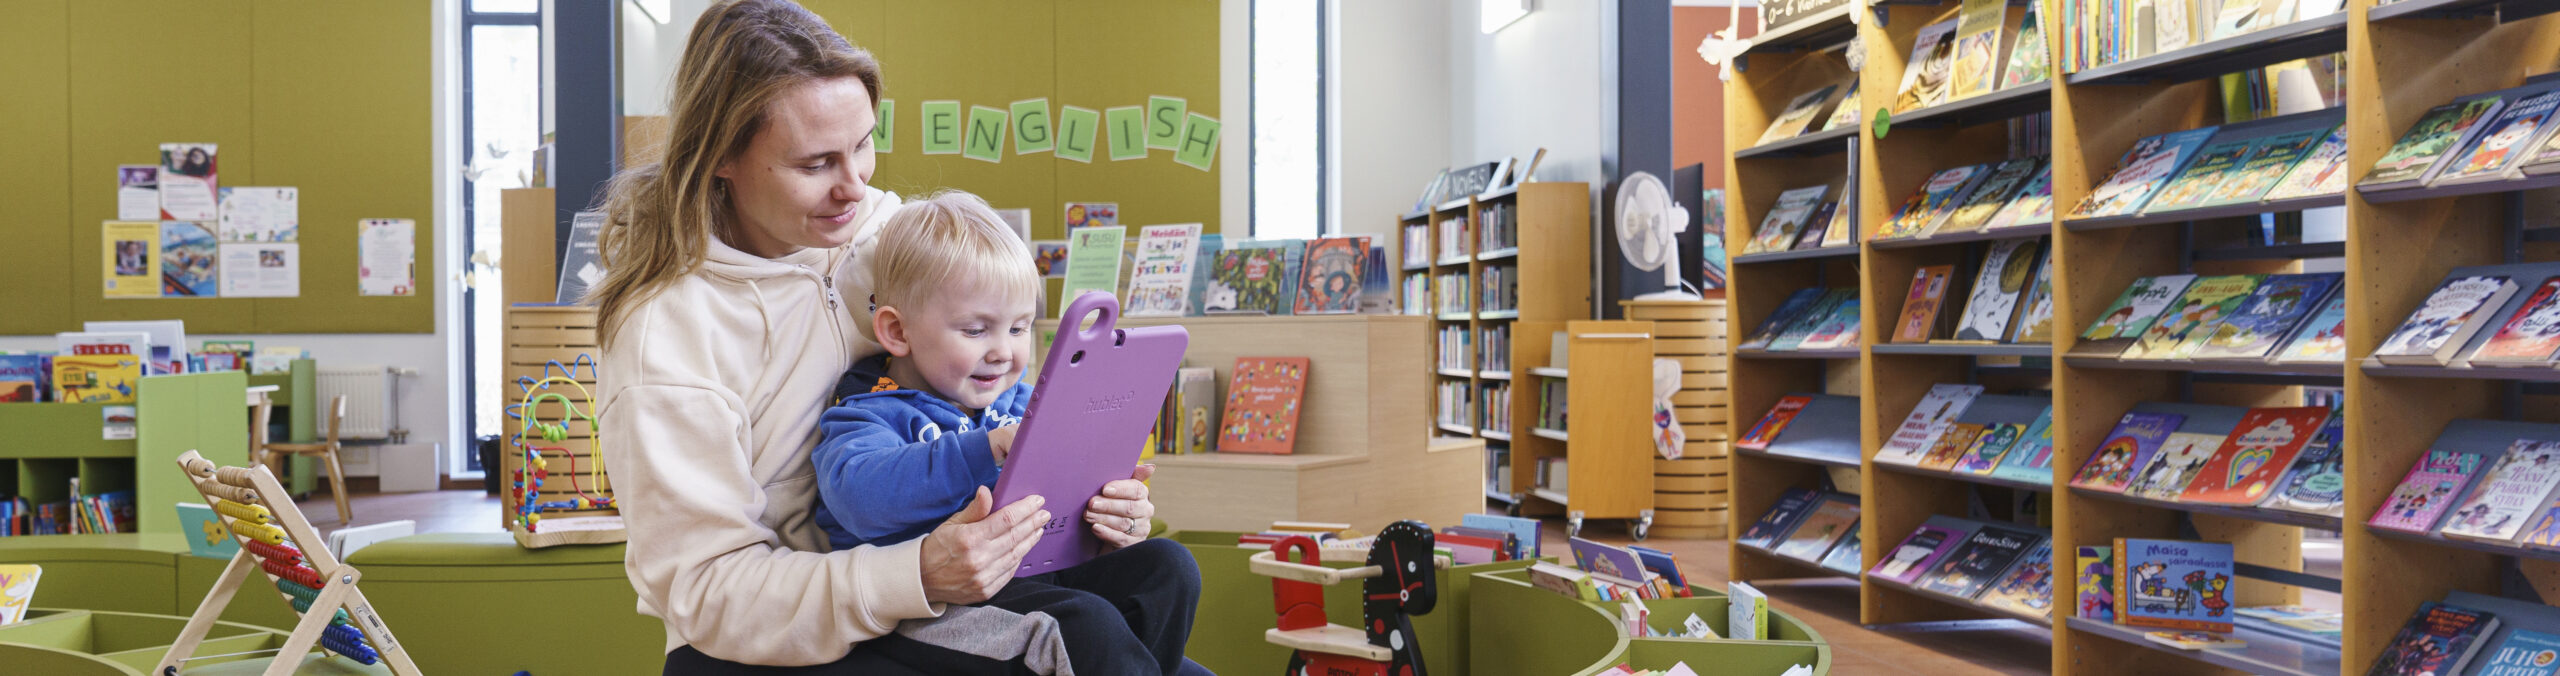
left=461, top=3, right=545, bottom=474
left=1252, top=0, right=1327, bottom=239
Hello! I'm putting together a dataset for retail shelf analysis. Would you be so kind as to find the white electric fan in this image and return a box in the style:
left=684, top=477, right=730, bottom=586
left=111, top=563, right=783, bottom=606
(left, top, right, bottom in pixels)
left=1615, top=171, right=1701, bottom=301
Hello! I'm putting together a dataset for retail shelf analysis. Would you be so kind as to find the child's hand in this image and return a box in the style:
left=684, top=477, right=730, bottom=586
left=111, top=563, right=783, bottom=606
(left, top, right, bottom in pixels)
left=987, top=425, right=1018, bottom=466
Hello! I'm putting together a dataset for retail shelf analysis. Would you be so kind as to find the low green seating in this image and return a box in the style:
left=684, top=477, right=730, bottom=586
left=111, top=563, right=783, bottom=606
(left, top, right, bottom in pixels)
left=344, top=532, right=663, bottom=675
left=1469, top=569, right=1832, bottom=676
left=0, top=608, right=389, bottom=675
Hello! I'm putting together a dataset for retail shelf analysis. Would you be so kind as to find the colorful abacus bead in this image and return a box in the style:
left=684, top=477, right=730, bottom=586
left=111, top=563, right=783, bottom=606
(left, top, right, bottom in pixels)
left=321, top=622, right=381, bottom=665
left=232, top=520, right=288, bottom=545
left=212, top=498, right=274, bottom=524
left=243, top=540, right=304, bottom=566
left=276, top=578, right=322, bottom=605
left=260, top=557, right=324, bottom=588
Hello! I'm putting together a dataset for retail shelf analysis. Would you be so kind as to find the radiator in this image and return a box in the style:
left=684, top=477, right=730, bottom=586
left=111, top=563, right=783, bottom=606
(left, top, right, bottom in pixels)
left=315, top=365, right=399, bottom=440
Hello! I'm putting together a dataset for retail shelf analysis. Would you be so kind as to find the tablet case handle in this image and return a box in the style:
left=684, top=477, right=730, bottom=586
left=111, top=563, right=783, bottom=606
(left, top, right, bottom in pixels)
left=1049, top=291, right=1121, bottom=371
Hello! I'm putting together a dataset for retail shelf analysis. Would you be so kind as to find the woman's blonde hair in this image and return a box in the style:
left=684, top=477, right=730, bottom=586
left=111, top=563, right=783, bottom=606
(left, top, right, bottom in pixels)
left=862, top=191, right=1043, bottom=343
left=590, top=0, right=882, bottom=346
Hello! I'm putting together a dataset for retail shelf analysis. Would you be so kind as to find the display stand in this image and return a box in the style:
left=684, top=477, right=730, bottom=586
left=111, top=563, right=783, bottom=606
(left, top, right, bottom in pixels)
left=158, top=451, right=418, bottom=675
left=502, top=306, right=622, bottom=547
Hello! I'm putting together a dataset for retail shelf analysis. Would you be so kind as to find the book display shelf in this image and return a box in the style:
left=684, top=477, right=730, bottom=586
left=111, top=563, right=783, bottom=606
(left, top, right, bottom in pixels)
left=1401, top=182, right=1593, bottom=523
left=1721, top=0, right=2560, bottom=672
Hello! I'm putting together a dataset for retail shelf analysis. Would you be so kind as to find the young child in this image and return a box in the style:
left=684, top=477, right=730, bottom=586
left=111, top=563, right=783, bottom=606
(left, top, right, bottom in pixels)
left=809, top=191, right=1202, bottom=676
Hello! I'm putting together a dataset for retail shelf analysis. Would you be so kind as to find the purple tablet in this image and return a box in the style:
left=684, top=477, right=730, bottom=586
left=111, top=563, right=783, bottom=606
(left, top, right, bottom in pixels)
left=992, top=292, right=1190, bottom=576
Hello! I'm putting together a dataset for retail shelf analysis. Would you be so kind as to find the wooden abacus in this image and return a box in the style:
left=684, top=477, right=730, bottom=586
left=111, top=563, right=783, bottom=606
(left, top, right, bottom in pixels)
left=155, top=450, right=420, bottom=676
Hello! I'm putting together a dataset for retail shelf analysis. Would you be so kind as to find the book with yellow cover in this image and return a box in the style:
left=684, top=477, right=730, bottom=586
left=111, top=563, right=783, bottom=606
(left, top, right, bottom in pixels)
left=51, top=354, right=141, bottom=404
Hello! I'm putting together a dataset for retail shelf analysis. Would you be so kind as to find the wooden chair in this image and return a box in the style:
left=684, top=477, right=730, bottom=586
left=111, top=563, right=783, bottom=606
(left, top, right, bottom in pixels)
left=261, top=395, right=354, bottom=524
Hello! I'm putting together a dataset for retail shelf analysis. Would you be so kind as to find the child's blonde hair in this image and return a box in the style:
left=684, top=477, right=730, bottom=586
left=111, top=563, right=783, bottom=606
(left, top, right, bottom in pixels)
left=861, top=190, right=1042, bottom=342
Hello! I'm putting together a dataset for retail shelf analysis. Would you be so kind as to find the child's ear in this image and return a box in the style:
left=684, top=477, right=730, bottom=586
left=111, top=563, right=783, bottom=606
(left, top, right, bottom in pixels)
left=875, top=306, right=913, bottom=356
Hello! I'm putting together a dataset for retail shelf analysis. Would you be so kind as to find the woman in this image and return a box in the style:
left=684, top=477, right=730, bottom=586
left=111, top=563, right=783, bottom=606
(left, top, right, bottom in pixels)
left=592, top=2, right=1199, bottom=673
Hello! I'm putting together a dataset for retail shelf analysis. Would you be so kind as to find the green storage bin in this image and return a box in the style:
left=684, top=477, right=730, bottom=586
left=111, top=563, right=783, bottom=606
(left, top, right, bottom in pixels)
left=174, top=550, right=305, bottom=631
left=1637, top=594, right=1826, bottom=643
left=344, top=533, right=662, bottom=675
left=0, top=534, right=185, bottom=615
left=1172, top=530, right=1535, bottom=676
left=1469, top=569, right=1832, bottom=676
left=0, top=609, right=389, bottom=675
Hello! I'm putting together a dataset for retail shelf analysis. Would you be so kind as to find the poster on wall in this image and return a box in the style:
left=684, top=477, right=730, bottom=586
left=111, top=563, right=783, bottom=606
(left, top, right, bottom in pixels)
left=217, top=187, right=299, bottom=242
left=218, top=242, right=300, bottom=298
left=158, top=143, right=219, bottom=221
left=102, top=221, right=161, bottom=298
left=1065, top=202, right=1117, bottom=229
left=160, top=221, right=220, bottom=297
left=1033, top=241, right=1068, bottom=278
left=116, top=166, right=159, bottom=221
left=357, top=218, right=416, bottom=297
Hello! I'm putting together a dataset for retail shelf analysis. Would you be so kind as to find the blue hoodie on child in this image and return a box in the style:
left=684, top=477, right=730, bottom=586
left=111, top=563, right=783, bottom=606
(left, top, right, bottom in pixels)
left=810, top=353, right=1034, bottom=551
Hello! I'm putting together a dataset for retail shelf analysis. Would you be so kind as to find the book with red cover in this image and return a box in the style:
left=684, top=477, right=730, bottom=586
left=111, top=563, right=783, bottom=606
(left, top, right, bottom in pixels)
left=1217, top=357, right=1310, bottom=454
left=1894, top=265, right=1957, bottom=343
left=1737, top=395, right=1813, bottom=451
left=2176, top=406, right=2333, bottom=506
left=2469, top=277, right=2560, bottom=366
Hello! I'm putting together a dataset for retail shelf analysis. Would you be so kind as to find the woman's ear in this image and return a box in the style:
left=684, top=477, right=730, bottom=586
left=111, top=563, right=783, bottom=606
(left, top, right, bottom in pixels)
left=875, top=306, right=913, bottom=357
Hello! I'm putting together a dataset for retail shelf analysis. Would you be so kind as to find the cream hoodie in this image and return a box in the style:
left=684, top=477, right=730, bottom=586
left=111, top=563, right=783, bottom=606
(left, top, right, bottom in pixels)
left=597, top=188, right=919, bottom=666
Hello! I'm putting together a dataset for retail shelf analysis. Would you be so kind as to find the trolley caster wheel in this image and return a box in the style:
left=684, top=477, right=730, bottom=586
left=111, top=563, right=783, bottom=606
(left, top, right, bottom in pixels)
left=1632, top=510, right=1655, bottom=542
left=1504, top=499, right=1524, bottom=517
left=1567, top=511, right=1585, bottom=538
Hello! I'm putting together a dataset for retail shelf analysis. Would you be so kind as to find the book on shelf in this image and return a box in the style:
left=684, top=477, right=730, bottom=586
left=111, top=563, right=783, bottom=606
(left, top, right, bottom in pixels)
left=1464, top=513, right=1544, bottom=561
left=1528, top=561, right=1605, bottom=601
left=2526, top=106, right=2560, bottom=176
left=2070, top=127, right=2220, bottom=219
left=1749, top=185, right=1832, bottom=255
left=1629, top=545, right=1694, bottom=597
left=1766, top=395, right=1864, bottom=463
left=2076, top=545, right=2115, bottom=621
left=2070, top=411, right=2188, bottom=493
left=2114, top=538, right=2236, bottom=632
left=0, top=564, right=38, bottom=624
left=1738, top=487, right=1825, bottom=550
left=2187, top=272, right=2344, bottom=362
left=2440, top=440, right=2560, bottom=543
left=1165, top=367, right=1220, bottom=455
left=2144, top=131, right=2266, bottom=213
left=2270, top=292, right=2350, bottom=365
left=1205, top=246, right=1291, bottom=315
left=2144, top=631, right=2247, bottom=650
left=1989, top=406, right=2059, bottom=483
left=1125, top=224, right=1203, bottom=317
left=1948, top=0, right=2010, bottom=100
left=1878, top=384, right=1986, bottom=466
left=2122, top=431, right=2230, bottom=501
left=1741, top=288, right=1832, bottom=350
left=1292, top=235, right=1370, bottom=315
left=2375, top=274, right=2521, bottom=366
left=1871, top=515, right=1983, bottom=585
left=1791, top=202, right=1837, bottom=251
left=2011, top=259, right=2060, bottom=343
left=2469, top=278, right=2560, bottom=366
left=2473, top=628, right=2560, bottom=676
left=2263, top=412, right=2347, bottom=516
left=2372, top=602, right=2501, bottom=676
left=2234, top=605, right=2344, bottom=647
left=1917, top=523, right=2047, bottom=600
left=1769, top=289, right=1855, bottom=351
left=1881, top=164, right=1993, bottom=239
left=1729, top=581, right=1770, bottom=641
left=1738, top=395, right=1813, bottom=451
left=1894, top=19, right=1960, bottom=113
left=1572, top=537, right=1674, bottom=600
left=1817, top=197, right=1853, bottom=248
left=51, top=353, right=141, bottom=404
left=2123, top=274, right=2263, bottom=361
left=1796, top=297, right=1862, bottom=351
left=1893, top=265, right=1958, bottom=343
left=2199, top=125, right=2337, bottom=207
left=1976, top=541, right=2056, bottom=619
left=2363, top=95, right=2510, bottom=192
left=1771, top=494, right=1860, bottom=563
left=1918, top=423, right=1990, bottom=472
left=1998, top=1, right=2050, bottom=89
left=1218, top=357, right=1309, bottom=454
left=1822, top=96, right=1862, bottom=132
left=1952, top=422, right=2028, bottom=475
left=2438, top=89, right=2560, bottom=188
left=2153, top=0, right=2196, bottom=54
left=2264, top=127, right=2352, bottom=200
left=0, top=353, right=45, bottom=403
left=2072, top=274, right=2200, bottom=358
left=1949, top=237, right=2045, bottom=342
left=1759, top=83, right=1845, bottom=145
left=1940, top=158, right=2045, bottom=235
left=2371, top=443, right=2496, bottom=534
left=1981, top=163, right=2056, bottom=231
left=1818, top=528, right=1865, bottom=575
left=2175, top=406, right=2332, bottom=505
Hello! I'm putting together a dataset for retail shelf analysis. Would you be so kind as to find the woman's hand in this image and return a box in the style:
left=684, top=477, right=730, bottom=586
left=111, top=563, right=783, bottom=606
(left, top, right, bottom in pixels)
left=1085, top=464, right=1158, bottom=550
left=919, top=487, right=1047, bottom=605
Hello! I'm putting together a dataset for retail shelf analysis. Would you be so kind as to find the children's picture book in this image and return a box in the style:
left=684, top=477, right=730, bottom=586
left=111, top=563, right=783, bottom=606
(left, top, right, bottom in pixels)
left=2145, top=631, right=2249, bottom=650
left=1893, top=19, right=1961, bottom=113
left=1291, top=236, right=1369, bottom=315
left=2375, top=275, right=2521, bottom=366
left=0, top=564, right=38, bottom=625
left=1217, top=357, right=1309, bottom=454
left=1953, top=422, right=2027, bottom=475
left=1741, top=288, right=1832, bottom=350
left=2077, top=545, right=2115, bottom=621
left=1751, top=185, right=1832, bottom=255
left=2188, top=272, right=2344, bottom=362
left=1950, top=237, right=2044, bottom=341
left=1981, top=163, right=2056, bottom=231
left=2235, top=604, right=2344, bottom=646
left=1870, top=516, right=1981, bottom=584
left=174, top=502, right=239, bottom=560
left=2272, top=292, right=2351, bottom=364
left=1167, top=367, right=1220, bottom=455
left=0, top=354, right=44, bottom=403
left=1948, top=0, right=2007, bottom=99
left=2125, top=274, right=2264, bottom=360
left=2441, top=439, right=2560, bottom=543
left=2177, top=406, right=2333, bottom=505
left=1771, top=290, right=1855, bottom=351
left=1758, top=84, right=1843, bottom=145
left=1204, top=246, right=1290, bottom=315
left=1893, top=265, right=1958, bottom=343
left=1819, top=528, right=1865, bottom=574
left=2200, top=126, right=2335, bottom=207
left=1570, top=537, right=1651, bottom=586
left=1918, top=524, right=2046, bottom=599
left=2473, top=628, right=2560, bottom=676
left=2370, top=602, right=2500, bottom=676
left=2074, top=275, right=2200, bottom=357
left=1878, top=384, right=1986, bottom=466
left=2364, top=96, right=2508, bottom=191
left=1728, top=581, right=1770, bottom=641
left=1918, top=423, right=1990, bottom=472
left=2011, top=259, right=2060, bottom=343
left=2070, top=411, right=2188, bottom=493
left=1792, top=202, right=1838, bottom=250
left=1772, top=494, right=1860, bottom=562
left=2144, top=133, right=2263, bottom=213
left=2265, top=127, right=2353, bottom=200
left=1990, top=406, right=2059, bottom=483
left=1998, top=1, right=2050, bottom=89
left=2071, top=127, right=2221, bottom=219
left=1977, top=542, right=2056, bottom=619
left=2370, top=445, right=2493, bottom=533
left=2266, top=412, right=2348, bottom=516
left=1738, top=487, right=1824, bottom=549
left=2114, top=538, right=2237, bottom=632
left=1125, top=224, right=1202, bottom=317
left=1823, top=94, right=1863, bottom=132
left=1628, top=545, right=1692, bottom=596
left=51, top=354, right=141, bottom=404
left=2124, top=432, right=2231, bottom=500
left=1463, top=513, right=1545, bottom=560
left=1738, top=395, right=1815, bottom=451
left=2471, top=277, right=2560, bottom=366
left=1797, top=297, right=1863, bottom=351
left=1882, top=165, right=1991, bottom=238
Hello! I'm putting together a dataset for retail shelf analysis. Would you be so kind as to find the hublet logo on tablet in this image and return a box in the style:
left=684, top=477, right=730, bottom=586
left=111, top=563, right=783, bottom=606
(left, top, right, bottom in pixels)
left=1085, top=390, right=1137, bottom=413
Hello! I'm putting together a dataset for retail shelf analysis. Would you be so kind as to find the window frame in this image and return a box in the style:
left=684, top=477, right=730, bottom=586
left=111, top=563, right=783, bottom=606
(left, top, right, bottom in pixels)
left=1249, top=0, right=1332, bottom=239
left=459, top=4, right=544, bottom=471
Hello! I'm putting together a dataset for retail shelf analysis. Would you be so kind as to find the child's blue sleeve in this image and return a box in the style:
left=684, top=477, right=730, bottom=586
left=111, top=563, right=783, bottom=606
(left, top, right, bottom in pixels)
left=810, top=404, right=1002, bottom=545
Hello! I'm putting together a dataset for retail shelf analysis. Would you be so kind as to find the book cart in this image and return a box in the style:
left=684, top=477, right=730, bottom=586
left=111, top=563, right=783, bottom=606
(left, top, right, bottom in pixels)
left=1719, top=0, right=2560, bottom=671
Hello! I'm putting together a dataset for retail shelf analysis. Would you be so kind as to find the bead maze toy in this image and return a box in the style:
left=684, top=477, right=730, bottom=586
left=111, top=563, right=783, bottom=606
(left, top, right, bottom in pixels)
left=503, top=353, right=623, bottom=548
left=1249, top=521, right=1449, bottom=676
left=156, top=451, right=419, bottom=676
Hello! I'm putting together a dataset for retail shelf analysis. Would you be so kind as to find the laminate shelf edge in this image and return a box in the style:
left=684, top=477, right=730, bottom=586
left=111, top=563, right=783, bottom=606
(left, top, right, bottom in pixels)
left=2074, top=488, right=2346, bottom=531
left=1734, top=126, right=1857, bottom=159
left=2065, top=617, right=2341, bottom=676
left=2368, top=526, right=2560, bottom=564
left=1736, top=349, right=1862, bottom=360
left=2061, top=194, right=2346, bottom=232
left=2064, top=14, right=2350, bottom=86
left=1870, top=576, right=2056, bottom=627
left=1873, top=461, right=2055, bottom=493
left=2359, top=173, right=2560, bottom=203
left=1733, top=245, right=1862, bottom=264
left=1872, top=343, right=2053, bottom=357
left=1886, top=82, right=2056, bottom=130
left=2361, top=359, right=2560, bottom=382
left=1735, top=544, right=1863, bottom=581
left=1869, top=225, right=2053, bottom=250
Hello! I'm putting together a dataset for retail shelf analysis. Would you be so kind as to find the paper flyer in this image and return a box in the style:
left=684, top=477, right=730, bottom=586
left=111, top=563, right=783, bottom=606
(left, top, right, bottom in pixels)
left=102, top=405, right=136, bottom=440
left=1060, top=226, right=1127, bottom=310
left=217, top=186, right=299, bottom=242
left=159, top=221, right=220, bottom=297
left=102, top=221, right=162, bottom=298
left=995, top=208, right=1031, bottom=243
left=357, top=218, right=416, bottom=296
left=116, top=165, right=159, bottom=221
left=1033, top=241, right=1068, bottom=278
left=158, top=143, right=219, bottom=221
left=1064, top=202, right=1117, bottom=229
left=218, top=242, right=300, bottom=297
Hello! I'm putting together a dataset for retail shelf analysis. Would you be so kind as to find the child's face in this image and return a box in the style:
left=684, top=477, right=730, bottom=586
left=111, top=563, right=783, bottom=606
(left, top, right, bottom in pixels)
left=880, top=280, right=1038, bottom=411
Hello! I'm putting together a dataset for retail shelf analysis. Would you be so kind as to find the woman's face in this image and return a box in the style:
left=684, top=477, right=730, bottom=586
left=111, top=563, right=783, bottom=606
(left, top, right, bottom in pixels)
left=717, top=77, right=878, bottom=258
